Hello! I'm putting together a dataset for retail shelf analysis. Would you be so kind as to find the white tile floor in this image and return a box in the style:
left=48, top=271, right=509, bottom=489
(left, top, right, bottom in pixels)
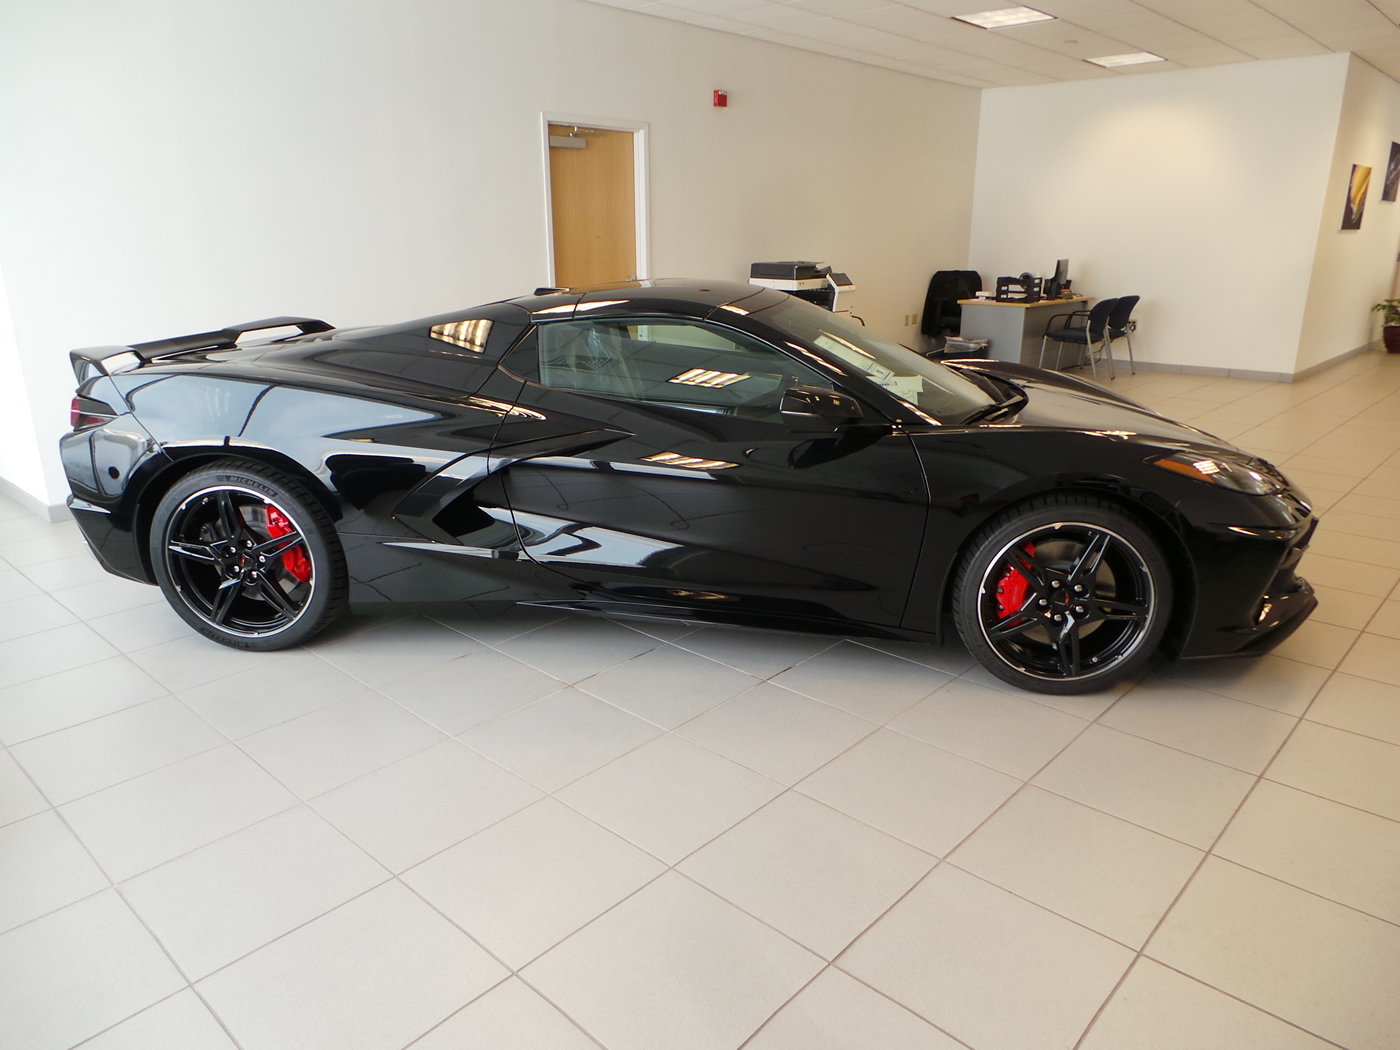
left=2, top=352, right=1400, bottom=1050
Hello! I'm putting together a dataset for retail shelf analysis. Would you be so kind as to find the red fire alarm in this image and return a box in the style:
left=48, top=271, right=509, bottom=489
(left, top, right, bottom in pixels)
left=713, top=89, right=728, bottom=108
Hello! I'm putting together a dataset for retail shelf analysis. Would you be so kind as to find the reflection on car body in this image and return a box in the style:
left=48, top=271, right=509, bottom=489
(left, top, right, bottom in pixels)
left=60, top=280, right=1317, bottom=694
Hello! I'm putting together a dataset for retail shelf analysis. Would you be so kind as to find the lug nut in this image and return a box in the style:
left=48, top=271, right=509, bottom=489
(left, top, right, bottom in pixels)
left=1051, top=580, right=1061, bottom=588
left=1053, top=614, right=1062, bottom=622
left=1075, top=605, right=1085, bottom=614
left=1074, top=584, right=1083, bottom=593
left=1039, top=599, right=1049, bottom=607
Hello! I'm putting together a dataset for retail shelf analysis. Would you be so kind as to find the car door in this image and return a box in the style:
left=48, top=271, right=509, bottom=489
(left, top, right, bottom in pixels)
left=488, top=314, right=930, bottom=628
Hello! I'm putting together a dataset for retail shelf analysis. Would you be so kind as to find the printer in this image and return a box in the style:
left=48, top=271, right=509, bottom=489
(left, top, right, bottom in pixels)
left=750, top=261, right=856, bottom=317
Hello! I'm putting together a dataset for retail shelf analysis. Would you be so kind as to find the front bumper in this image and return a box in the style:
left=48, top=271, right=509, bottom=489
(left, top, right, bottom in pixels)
left=1180, top=572, right=1317, bottom=661
left=1173, top=487, right=1318, bottom=659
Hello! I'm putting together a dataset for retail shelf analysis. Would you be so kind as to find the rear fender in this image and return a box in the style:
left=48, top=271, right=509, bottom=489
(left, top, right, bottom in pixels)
left=122, top=444, right=344, bottom=584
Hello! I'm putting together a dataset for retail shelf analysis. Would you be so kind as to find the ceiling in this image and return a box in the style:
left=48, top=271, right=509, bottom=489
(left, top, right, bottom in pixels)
left=583, top=0, right=1400, bottom=87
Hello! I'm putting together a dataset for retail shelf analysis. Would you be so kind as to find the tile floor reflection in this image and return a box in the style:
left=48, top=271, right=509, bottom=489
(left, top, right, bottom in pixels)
left=2, top=351, right=1399, bottom=1049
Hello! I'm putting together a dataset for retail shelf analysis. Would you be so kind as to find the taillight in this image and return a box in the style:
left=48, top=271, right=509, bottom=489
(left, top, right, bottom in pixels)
left=70, top=396, right=117, bottom=430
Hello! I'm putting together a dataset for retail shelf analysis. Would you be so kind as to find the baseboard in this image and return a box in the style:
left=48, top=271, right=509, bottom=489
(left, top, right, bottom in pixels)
left=1128, top=361, right=1293, bottom=382
left=1131, top=340, right=1380, bottom=383
left=1291, top=340, right=1379, bottom=382
left=0, top=475, right=70, bottom=522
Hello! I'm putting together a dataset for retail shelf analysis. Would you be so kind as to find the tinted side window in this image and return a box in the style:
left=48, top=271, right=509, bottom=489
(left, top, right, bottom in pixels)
left=530, top=319, right=831, bottom=420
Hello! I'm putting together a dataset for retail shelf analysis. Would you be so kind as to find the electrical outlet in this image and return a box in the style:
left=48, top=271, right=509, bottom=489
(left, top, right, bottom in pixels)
left=902, top=313, right=919, bottom=327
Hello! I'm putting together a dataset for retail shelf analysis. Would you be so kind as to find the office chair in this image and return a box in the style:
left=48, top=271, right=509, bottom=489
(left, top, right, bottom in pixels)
left=920, top=270, right=982, bottom=337
left=1040, top=298, right=1118, bottom=380
left=1105, top=295, right=1139, bottom=375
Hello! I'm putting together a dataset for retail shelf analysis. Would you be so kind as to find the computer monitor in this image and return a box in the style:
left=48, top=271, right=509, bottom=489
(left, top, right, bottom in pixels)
left=1047, top=258, right=1069, bottom=298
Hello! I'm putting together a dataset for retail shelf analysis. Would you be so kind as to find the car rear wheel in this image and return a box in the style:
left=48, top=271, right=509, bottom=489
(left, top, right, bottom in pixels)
left=952, top=495, right=1171, bottom=694
left=150, top=460, right=347, bottom=650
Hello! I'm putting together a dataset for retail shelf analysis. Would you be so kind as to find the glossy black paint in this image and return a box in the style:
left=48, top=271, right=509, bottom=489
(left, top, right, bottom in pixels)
left=60, top=279, right=1316, bottom=660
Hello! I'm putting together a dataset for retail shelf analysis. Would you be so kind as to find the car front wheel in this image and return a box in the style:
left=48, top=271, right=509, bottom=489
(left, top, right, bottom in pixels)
left=952, top=495, right=1171, bottom=694
left=150, top=460, right=347, bottom=650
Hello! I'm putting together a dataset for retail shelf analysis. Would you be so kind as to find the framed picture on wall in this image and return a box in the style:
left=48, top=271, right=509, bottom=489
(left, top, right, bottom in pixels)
left=1342, top=164, right=1371, bottom=230
left=1384, top=143, right=1400, bottom=202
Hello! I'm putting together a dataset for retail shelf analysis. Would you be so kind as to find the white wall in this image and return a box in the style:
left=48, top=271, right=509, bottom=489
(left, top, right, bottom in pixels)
left=0, top=0, right=980, bottom=508
left=0, top=265, right=46, bottom=510
left=1296, top=56, right=1400, bottom=374
left=969, top=54, right=1351, bottom=378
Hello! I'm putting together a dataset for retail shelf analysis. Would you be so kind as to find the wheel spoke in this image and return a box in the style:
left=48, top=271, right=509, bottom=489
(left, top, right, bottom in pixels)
left=1004, top=546, right=1051, bottom=596
left=1068, top=531, right=1111, bottom=585
left=986, top=613, right=1040, bottom=642
left=167, top=540, right=218, bottom=563
left=210, top=577, right=241, bottom=625
left=214, top=490, right=242, bottom=543
left=1088, top=597, right=1149, bottom=621
left=256, top=578, right=299, bottom=622
left=1055, top=622, right=1082, bottom=677
left=254, top=531, right=304, bottom=559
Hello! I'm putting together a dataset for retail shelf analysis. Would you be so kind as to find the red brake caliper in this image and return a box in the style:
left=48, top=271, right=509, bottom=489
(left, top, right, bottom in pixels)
left=266, top=506, right=312, bottom=583
left=995, top=543, right=1036, bottom=619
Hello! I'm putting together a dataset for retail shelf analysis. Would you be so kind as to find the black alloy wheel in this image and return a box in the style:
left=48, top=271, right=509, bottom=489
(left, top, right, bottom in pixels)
left=953, top=495, right=1171, bottom=694
left=150, top=461, right=347, bottom=650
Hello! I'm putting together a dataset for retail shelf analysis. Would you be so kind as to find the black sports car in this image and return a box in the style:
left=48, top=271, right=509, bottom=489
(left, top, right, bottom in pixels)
left=61, top=279, right=1317, bottom=694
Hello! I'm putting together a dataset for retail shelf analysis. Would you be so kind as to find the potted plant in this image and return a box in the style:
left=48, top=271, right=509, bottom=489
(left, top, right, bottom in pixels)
left=1371, top=298, right=1400, bottom=352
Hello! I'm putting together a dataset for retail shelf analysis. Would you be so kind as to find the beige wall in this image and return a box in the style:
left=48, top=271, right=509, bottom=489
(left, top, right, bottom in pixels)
left=1296, top=55, right=1400, bottom=374
left=0, top=0, right=980, bottom=507
left=968, top=54, right=1351, bottom=378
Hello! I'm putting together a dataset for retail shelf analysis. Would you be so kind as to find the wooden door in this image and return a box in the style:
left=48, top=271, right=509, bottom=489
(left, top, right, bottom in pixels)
left=548, top=125, right=636, bottom=288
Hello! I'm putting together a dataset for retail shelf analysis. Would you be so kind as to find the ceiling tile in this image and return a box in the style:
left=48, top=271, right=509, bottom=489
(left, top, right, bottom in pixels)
left=578, top=0, right=1400, bottom=88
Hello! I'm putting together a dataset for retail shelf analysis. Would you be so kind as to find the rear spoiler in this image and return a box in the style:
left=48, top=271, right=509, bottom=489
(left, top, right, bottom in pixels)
left=69, top=315, right=334, bottom=383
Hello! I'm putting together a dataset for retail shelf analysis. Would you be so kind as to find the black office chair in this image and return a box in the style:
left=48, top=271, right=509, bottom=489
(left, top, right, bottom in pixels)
left=1040, top=298, right=1118, bottom=380
left=920, top=270, right=982, bottom=337
left=1105, top=295, right=1139, bottom=375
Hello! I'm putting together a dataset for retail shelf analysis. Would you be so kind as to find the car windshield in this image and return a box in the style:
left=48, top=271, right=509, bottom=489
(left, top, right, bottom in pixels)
left=754, top=296, right=995, bottom=423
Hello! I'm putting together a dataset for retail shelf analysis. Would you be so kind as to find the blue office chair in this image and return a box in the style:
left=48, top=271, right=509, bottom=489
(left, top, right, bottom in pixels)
left=1105, top=295, right=1139, bottom=375
left=1040, top=298, right=1118, bottom=380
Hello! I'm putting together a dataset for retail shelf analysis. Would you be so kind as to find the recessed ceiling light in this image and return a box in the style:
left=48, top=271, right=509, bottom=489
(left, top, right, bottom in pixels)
left=953, top=7, right=1056, bottom=30
left=1086, top=52, right=1165, bottom=68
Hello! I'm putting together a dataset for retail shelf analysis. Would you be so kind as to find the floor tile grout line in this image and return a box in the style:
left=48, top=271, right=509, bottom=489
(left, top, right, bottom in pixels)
left=10, top=364, right=1400, bottom=1050
left=1058, top=709, right=1296, bottom=778
left=1068, top=614, right=1378, bottom=1050
left=0, top=727, right=253, bottom=1050
left=63, top=988, right=210, bottom=1049
left=1248, top=770, right=1400, bottom=826
left=0, top=673, right=180, bottom=748
left=110, top=879, right=252, bottom=1050
left=768, top=669, right=1137, bottom=1036
left=732, top=964, right=844, bottom=1050
left=1128, top=956, right=1353, bottom=1050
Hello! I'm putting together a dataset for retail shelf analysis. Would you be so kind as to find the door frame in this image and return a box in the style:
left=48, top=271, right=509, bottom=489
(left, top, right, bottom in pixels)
left=540, top=113, right=650, bottom=287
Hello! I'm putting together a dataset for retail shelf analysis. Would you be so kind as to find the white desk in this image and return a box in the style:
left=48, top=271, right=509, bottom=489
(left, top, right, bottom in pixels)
left=957, top=296, right=1091, bottom=368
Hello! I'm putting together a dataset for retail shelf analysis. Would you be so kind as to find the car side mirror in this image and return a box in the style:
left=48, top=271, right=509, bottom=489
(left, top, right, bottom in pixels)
left=780, top=385, right=864, bottom=434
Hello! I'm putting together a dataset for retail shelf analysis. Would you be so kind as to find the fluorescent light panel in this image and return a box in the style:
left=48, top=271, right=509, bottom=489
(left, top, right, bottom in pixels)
left=953, top=6, right=1055, bottom=30
left=642, top=452, right=738, bottom=470
left=1086, top=52, right=1165, bottom=68
left=430, top=318, right=492, bottom=352
left=669, top=368, right=748, bottom=388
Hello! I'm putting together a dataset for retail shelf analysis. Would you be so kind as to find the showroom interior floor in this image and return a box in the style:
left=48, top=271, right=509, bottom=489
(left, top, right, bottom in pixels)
left=3, top=350, right=1400, bottom=1050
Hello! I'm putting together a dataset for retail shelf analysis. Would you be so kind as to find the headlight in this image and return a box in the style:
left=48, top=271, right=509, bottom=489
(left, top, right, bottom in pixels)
left=1150, top=450, right=1286, bottom=495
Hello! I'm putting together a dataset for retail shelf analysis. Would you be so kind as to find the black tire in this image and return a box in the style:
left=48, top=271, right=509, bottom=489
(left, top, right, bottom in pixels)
left=149, top=460, right=347, bottom=651
left=952, top=494, right=1171, bottom=694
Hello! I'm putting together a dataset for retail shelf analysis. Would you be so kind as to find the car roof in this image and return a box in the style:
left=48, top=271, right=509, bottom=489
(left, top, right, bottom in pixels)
left=508, top=278, right=770, bottom=320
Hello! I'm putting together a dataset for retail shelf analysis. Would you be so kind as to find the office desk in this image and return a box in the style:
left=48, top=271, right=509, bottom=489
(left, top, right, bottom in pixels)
left=957, top=296, right=1091, bottom=368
